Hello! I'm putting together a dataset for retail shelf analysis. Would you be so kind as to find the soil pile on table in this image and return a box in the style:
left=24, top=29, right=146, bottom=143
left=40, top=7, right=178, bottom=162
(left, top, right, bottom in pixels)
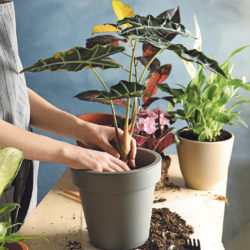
left=137, top=207, right=194, bottom=249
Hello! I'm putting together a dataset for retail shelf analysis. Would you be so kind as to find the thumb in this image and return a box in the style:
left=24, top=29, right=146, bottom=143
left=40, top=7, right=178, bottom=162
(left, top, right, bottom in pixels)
left=102, top=141, right=120, bottom=158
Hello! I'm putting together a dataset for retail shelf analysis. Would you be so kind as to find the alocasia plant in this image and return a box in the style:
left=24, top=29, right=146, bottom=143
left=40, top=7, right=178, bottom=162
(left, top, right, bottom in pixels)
left=21, top=0, right=226, bottom=164
left=156, top=46, right=250, bottom=142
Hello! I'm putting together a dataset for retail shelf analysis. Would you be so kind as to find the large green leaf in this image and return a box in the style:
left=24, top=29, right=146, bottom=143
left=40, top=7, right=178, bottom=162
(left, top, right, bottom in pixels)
left=0, top=147, right=23, bottom=198
left=118, top=15, right=192, bottom=39
left=96, top=80, right=149, bottom=100
left=20, top=44, right=125, bottom=73
left=0, top=203, right=20, bottom=219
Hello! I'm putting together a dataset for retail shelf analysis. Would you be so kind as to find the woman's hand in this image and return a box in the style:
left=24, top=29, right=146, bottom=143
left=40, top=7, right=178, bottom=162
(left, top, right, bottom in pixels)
left=62, top=144, right=130, bottom=172
left=77, top=122, right=137, bottom=168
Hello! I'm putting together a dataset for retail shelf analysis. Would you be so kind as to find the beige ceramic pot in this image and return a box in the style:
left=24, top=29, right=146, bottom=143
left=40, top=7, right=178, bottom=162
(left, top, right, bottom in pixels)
left=176, top=130, right=234, bottom=190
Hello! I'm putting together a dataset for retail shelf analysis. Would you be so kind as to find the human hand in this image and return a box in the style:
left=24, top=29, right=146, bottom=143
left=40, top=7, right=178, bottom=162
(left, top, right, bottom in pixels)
left=77, top=122, right=137, bottom=168
left=63, top=144, right=130, bottom=172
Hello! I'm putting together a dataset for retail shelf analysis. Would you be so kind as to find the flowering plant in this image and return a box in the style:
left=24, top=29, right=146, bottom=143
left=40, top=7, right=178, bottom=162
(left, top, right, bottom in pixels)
left=21, top=0, right=225, bottom=166
left=133, top=107, right=174, bottom=154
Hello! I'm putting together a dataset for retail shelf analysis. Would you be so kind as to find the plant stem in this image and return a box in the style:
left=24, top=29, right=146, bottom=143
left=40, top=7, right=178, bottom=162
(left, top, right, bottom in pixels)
left=138, top=48, right=164, bottom=85
left=123, top=37, right=139, bottom=157
left=90, top=67, right=122, bottom=153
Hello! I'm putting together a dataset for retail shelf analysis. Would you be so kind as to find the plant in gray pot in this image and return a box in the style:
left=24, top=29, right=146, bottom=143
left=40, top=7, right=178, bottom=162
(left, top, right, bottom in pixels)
left=156, top=46, right=250, bottom=190
left=21, top=1, right=226, bottom=249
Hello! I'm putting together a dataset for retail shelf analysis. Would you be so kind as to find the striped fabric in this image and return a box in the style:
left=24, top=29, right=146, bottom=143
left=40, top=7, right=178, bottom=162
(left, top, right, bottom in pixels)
left=0, top=1, right=38, bottom=232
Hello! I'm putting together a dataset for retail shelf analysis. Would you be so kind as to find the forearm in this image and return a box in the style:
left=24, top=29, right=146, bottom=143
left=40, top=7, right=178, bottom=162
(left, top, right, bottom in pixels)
left=0, top=118, right=68, bottom=163
left=28, top=88, right=88, bottom=140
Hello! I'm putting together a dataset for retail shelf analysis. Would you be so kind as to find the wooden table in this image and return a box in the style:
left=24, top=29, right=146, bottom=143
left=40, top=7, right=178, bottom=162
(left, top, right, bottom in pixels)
left=19, top=155, right=227, bottom=249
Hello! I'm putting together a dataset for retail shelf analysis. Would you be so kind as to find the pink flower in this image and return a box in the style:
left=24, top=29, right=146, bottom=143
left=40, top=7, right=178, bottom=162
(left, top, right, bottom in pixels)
left=137, top=107, right=158, bottom=120
left=159, top=113, right=170, bottom=129
left=134, top=117, right=157, bottom=135
left=152, top=107, right=168, bottom=117
left=144, top=117, right=157, bottom=134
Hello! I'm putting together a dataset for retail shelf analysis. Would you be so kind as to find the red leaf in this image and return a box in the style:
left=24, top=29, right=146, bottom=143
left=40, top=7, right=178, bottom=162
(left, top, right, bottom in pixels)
left=132, top=135, right=148, bottom=148
left=143, top=64, right=172, bottom=104
left=157, top=133, right=175, bottom=152
left=143, top=43, right=159, bottom=57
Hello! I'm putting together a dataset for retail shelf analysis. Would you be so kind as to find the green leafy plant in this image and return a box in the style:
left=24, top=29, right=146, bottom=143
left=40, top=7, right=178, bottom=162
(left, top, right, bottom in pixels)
left=20, top=0, right=226, bottom=163
left=0, top=147, right=48, bottom=250
left=156, top=46, right=250, bottom=142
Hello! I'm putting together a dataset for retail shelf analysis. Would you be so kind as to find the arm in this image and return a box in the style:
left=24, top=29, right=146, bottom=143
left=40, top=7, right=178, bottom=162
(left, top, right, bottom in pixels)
left=27, top=88, right=136, bottom=167
left=0, top=118, right=129, bottom=171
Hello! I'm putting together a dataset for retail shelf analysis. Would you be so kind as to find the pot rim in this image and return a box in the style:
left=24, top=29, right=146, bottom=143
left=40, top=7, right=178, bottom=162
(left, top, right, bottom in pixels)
left=72, top=147, right=161, bottom=175
left=176, top=129, right=234, bottom=144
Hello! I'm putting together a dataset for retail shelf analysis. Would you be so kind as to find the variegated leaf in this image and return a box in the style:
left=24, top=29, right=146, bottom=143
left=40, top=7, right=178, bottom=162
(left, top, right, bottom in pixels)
left=96, top=80, right=149, bottom=100
left=74, top=90, right=127, bottom=106
left=142, top=7, right=180, bottom=61
left=118, top=15, right=192, bottom=39
left=20, top=44, right=125, bottom=73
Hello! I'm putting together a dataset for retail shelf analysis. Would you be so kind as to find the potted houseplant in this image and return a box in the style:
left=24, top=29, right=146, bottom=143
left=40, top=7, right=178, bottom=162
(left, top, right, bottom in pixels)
left=20, top=1, right=226, bottom=248
left=0, top=147, right=48, bottom=250
left=156, top=45, right=250, bottom=190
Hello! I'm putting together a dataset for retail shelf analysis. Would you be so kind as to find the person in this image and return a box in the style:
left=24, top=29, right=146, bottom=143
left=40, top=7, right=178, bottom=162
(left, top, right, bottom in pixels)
left=0, top=0, right=136, bottom=232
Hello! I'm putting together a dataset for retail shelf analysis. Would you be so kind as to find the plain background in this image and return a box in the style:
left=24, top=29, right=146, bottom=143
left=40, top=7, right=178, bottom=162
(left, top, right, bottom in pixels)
left=14, top=0, right=250, bottom=249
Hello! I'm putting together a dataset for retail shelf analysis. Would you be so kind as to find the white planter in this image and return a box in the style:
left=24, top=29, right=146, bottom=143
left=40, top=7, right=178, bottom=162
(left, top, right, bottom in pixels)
left=176, top=130, right=234, bottom=190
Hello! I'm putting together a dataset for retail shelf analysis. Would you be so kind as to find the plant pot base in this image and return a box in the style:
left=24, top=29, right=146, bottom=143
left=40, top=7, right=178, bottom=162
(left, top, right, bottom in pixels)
left=70, top=148, right=161, bottom=250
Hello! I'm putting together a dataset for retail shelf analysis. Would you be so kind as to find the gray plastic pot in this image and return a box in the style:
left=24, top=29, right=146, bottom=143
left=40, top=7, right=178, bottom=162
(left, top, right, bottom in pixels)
left=70, top=148, right=161, bottom=250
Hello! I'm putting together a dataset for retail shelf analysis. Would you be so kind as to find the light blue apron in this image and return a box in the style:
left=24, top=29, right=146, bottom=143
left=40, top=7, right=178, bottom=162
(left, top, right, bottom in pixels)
left=0, top=1, right=38, bottom=232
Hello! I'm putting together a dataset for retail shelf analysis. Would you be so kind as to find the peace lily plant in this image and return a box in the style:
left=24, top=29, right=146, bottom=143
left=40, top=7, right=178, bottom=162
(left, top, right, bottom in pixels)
left=0, top=147, right=48, bottom=250
left=21, top=0, right=226, bottom=166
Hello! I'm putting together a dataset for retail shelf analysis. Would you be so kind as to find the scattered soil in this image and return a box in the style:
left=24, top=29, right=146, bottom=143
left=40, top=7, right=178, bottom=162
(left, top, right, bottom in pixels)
left=179, top=129, right=232, bottom=142
left=136, top=208, right=194, bottom=250
left=65, top=240, right=82, bottom=250
left=153, top=198, right=167, bottom=203
left=214, top=194, right=229, bottom=205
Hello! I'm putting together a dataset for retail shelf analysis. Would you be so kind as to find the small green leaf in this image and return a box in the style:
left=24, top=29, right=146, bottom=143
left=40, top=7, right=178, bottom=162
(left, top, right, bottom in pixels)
left=174, top=134, right=180, bottom=145
left=201, top=84, right=219, bottom=101
left=230, top=100, right=250, bottom=112
left=1, top=233, right=49, bottom=244
left=155, top=83, right=184, bottom=99
left=187, top=85, right=200, bottom=104
left=0, top=203, right=20, bottom=219
left=96, top=80, right=148, bottom=100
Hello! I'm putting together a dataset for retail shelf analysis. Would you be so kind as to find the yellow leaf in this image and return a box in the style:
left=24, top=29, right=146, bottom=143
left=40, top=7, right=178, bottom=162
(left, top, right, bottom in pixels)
left=92, top=24, right=121, bottom=34
left=112, top=0, right=134, bottom=28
